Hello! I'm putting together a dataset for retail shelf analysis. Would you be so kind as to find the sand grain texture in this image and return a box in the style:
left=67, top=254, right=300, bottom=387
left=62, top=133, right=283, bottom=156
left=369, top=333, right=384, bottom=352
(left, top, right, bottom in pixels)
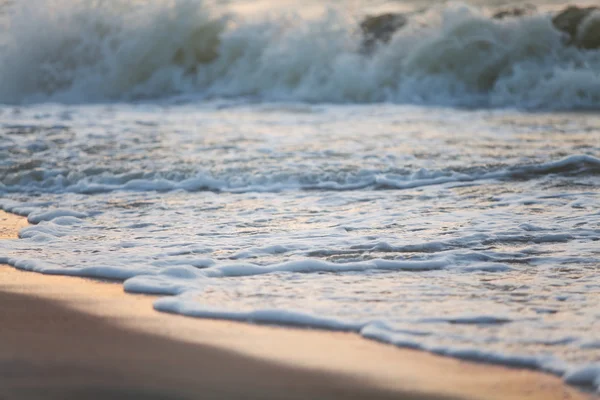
left=0, top=210, right=596, bottom=400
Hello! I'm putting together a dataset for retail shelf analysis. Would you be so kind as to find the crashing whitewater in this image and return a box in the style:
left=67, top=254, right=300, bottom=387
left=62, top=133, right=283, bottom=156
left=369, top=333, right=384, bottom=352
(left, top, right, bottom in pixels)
left=0, top=0, right=599, bottom=108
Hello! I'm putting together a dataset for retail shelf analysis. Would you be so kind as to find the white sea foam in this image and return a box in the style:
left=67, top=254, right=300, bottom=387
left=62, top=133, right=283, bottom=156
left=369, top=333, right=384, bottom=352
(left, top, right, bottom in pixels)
left=360, top=322, right=566, bottom=371
left=27, top=209, right=88, bottom=224
left=0, top=0, right=599, bottom=108
left=0, top=85, right=598, bottom=392
left=1, top=152, right=598, bottom=195
left=203, top=258, right=449, bottom=277
left=154, top=297, right=364, bottom=330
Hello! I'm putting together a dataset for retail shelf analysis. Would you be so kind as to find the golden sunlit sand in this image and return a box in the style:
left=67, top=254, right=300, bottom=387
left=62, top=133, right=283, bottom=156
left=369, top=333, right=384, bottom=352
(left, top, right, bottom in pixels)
left=0, top=210, right=596, bottom=400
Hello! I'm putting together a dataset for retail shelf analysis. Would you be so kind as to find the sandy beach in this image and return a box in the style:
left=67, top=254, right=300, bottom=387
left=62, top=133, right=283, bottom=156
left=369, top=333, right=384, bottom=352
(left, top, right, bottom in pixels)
left=0, top=210, right=596, bottom=400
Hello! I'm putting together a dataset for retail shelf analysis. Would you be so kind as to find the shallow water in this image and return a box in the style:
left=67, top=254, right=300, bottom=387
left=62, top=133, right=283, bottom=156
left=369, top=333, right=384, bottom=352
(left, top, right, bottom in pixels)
left=1, top=102, right=599, bottom=386
left=0, top=0, right=599, bottom=392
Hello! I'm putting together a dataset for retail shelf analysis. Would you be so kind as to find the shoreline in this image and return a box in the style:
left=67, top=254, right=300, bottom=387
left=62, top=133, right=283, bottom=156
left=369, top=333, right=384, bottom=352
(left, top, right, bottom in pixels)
left=0, top=210, right=596, bottom=400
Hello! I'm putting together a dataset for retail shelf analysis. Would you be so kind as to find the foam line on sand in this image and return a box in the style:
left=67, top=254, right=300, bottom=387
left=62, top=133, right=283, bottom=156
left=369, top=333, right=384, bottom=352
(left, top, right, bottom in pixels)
left=0, top=210, right=596, bottom=400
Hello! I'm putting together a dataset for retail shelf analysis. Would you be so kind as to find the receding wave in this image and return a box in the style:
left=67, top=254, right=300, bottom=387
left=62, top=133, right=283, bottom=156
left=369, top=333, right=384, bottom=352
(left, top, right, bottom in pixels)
left=0, top=0, right=599, bottom=109
left=1, top=154, right=598, bottom=194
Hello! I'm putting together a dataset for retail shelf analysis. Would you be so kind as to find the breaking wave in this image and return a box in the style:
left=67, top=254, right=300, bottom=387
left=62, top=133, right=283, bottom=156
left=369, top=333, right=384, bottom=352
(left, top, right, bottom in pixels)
left=1, top=154, right=599, bottom=195
left=1, top=0, right=600, bottom=108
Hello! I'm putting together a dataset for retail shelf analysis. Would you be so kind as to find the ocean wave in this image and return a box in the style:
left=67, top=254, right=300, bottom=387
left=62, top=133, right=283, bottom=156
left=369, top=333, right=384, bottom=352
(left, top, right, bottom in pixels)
left=1, top=0, right=599, bottom=109
left=1, top=154, right=598, bottom=194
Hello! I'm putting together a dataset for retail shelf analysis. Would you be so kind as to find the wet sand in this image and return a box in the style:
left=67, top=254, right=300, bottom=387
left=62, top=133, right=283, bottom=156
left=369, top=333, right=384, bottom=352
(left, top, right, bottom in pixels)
left=0, top=210, right=596, bottom=400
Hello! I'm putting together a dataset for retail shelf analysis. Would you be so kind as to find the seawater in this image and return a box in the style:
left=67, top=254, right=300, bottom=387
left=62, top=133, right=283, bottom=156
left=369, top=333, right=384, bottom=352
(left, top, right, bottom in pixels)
left=0, top=0, right=599, bottom=392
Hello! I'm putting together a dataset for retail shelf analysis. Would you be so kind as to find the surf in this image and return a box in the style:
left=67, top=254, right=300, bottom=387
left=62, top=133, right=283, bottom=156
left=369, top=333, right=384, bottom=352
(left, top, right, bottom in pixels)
left=0, top=0, right=599, bottom=109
